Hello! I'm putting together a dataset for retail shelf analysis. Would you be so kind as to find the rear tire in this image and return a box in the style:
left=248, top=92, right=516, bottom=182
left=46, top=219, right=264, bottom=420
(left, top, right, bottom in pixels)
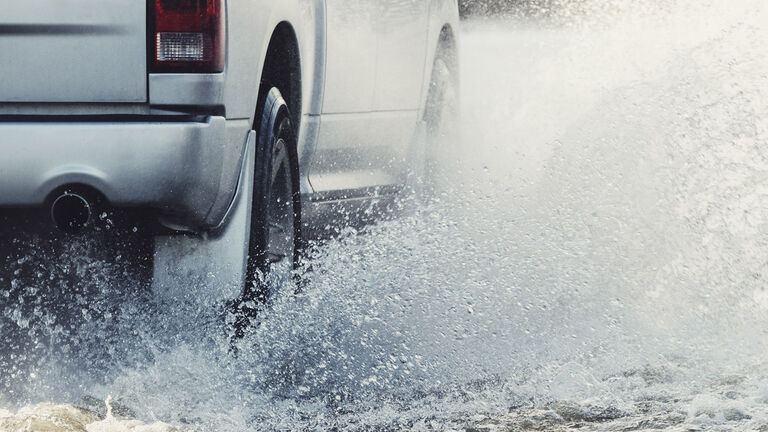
left=152, top=89, right=301, bottom=341
left=244, top=87, right=302, bottom=305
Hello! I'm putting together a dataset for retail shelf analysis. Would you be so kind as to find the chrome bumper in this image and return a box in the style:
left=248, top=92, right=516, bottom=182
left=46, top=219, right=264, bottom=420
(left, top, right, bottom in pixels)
left=0, top=116, right=250, bottom=230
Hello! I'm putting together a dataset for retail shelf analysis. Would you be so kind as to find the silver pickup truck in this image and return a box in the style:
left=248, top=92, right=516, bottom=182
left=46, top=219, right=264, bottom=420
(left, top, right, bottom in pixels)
left=0, top=0, right=459, bottom=306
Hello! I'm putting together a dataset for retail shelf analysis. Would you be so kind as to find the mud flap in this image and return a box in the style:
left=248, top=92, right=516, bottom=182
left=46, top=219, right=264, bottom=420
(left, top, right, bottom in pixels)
left=151, top=132, right=255, bottom=307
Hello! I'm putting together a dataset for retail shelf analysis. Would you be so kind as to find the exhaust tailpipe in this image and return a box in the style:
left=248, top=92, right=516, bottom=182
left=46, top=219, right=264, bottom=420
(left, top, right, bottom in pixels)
left=50, top=193, right=92, bottom=234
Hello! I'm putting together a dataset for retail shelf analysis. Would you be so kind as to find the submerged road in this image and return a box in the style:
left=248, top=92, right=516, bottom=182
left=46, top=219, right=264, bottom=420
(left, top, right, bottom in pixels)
left=2, top=0, right=768, bottom=430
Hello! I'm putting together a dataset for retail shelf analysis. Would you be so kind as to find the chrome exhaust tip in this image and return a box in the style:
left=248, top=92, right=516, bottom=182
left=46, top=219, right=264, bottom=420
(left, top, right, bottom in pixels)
left=50, top=192, right=91, bottom=234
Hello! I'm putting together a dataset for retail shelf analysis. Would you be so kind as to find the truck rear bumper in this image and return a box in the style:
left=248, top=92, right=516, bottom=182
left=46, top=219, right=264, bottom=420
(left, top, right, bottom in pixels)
left=0, top=116, right=250, bottom=231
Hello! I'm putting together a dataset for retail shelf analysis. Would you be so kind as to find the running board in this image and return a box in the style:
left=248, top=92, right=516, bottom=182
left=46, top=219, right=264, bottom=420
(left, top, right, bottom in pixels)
left=307, top=184, right=404, bottom=203
left=301, top=185, right=405, bottom=241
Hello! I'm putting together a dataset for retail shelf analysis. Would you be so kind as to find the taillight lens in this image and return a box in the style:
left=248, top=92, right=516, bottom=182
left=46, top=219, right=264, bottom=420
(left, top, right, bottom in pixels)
left=150, top=0, right=224, bottom=73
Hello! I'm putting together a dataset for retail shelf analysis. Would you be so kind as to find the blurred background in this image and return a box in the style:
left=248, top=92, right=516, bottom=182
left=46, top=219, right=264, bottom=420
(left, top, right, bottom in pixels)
left=459, top=0, right=602, bottom=19
left=460, top=0, right=552, bottom=18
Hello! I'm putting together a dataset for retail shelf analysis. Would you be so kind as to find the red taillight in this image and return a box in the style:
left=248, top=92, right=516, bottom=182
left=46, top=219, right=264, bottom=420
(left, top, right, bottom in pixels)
left=150, top=0, right=224, bottom=73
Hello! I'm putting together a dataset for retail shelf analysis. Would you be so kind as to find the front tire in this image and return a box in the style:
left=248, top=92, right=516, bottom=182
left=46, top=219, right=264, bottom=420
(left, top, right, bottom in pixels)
left=412, top=48, right=459, bottom=203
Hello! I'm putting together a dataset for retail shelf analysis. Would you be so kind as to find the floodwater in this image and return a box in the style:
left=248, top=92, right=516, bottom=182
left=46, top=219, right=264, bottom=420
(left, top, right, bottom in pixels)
left=3, top=0, right=768, bottom=430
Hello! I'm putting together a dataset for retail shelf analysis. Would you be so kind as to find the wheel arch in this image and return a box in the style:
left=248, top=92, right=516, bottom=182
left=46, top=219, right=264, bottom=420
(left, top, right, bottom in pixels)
left=255, top=22, right=303, bottom=132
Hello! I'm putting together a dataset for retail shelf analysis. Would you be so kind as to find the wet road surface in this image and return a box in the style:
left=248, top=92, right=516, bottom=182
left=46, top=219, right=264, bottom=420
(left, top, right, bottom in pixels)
left=3, top=0, right=768, bottom=430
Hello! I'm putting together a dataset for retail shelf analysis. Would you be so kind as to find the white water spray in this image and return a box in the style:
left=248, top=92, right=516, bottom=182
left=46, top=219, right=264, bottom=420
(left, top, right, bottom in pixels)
left=2, top=0, right=768, bottom=430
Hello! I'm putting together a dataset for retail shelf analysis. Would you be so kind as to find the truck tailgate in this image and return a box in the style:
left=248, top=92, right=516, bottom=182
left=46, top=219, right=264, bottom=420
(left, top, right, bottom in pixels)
left=0, top=1, right=147, bottom=103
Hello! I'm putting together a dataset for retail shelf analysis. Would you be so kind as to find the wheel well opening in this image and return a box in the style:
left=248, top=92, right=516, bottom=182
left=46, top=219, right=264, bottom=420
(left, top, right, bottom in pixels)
left=256, top=22, right=302, bottom=132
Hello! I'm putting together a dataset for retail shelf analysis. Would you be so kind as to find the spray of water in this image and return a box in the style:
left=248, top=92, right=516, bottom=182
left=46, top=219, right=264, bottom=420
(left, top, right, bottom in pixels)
left=2, top=0, right=768, bottom=430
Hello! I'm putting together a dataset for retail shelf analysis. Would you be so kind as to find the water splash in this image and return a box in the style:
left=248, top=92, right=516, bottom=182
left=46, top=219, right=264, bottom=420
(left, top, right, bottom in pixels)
left=3, top=0, right=768, bottom=430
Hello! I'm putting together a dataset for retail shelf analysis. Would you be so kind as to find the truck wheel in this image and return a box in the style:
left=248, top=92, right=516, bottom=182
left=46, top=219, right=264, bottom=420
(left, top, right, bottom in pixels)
left=418, top=51, right=459, bottom=201
left=152, top=88, right=300, bottom=337
left=244, top=87, right=301, bottom=304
